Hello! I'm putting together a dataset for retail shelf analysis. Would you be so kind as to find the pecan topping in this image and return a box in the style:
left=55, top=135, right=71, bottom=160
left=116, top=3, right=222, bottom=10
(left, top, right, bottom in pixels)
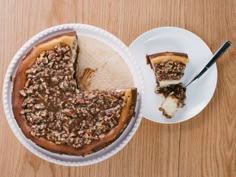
left=154, top=61, right=186, bottom=81
left=19, top=43, right=126, bottom=149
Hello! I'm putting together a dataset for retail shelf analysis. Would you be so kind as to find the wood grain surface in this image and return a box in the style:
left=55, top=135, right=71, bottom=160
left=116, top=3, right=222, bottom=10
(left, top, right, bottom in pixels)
left=0, top=0, right=235, bottom=177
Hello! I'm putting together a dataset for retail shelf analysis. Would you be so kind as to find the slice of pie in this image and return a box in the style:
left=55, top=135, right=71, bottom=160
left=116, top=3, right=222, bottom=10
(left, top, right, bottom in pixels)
left=146, top=52, right=188, bottom=88
left=12, top=32, right=137, bottom=156
left=146, top=52, right=188, bottom=118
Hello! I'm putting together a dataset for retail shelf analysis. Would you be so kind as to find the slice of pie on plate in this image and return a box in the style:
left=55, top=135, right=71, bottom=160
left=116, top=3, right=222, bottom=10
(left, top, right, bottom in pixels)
left=146, top=52, right=188, bottom=118
left=12, top=32, right=137, bottom=156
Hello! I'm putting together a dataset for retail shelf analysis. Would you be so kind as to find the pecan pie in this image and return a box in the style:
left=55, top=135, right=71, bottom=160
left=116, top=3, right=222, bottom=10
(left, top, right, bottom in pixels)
left=12, top=32, right=137, bottom=156
left=146, top=52, right=188, bottom=118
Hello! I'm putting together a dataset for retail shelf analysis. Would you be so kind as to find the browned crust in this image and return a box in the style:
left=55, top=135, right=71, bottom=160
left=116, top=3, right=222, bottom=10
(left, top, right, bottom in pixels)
left=148, top=51, right=188, bottom=59
left=12, top=32, right=137, bottom=156
left=146, top=52, right=189, bottom=66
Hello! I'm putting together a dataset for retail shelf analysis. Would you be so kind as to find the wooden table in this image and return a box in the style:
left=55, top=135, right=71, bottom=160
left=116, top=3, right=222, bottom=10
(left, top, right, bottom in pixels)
left=0, top=0, right=235, bottom=177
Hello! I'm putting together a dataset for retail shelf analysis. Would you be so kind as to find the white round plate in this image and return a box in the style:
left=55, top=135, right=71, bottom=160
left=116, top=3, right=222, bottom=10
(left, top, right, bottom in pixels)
left=129, top=27, right=217, bottom=124
left=2, top=24, right=144, bottom=166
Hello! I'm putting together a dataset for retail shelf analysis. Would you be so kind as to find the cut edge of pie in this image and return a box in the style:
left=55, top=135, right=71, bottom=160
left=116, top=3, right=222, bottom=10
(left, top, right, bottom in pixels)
left=146, top=52, right=188, bottom=118
left=12, top=31, right=137, bottom=156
